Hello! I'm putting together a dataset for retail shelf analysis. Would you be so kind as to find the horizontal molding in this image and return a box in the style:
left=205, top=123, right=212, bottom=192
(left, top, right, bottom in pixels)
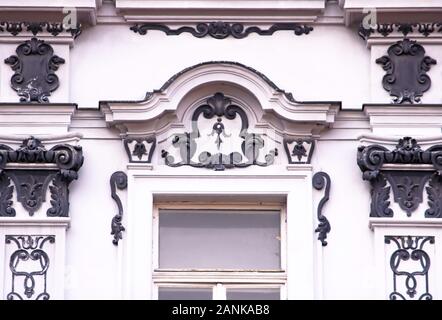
left=369, top=218, right=442, bottom=230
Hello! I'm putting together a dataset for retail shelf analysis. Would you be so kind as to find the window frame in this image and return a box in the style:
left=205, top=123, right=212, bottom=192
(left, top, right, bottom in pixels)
left=152, top=202, right=287, bottom=300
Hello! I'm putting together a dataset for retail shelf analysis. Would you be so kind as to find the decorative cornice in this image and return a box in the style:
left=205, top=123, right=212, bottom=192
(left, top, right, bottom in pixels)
left=357, top=137, right=442, bottom=181
left=359, top=23, right=442, bottom=41
left=130, top=22, right=313, bottom=39
left=0, top=21, right=82, bottom=39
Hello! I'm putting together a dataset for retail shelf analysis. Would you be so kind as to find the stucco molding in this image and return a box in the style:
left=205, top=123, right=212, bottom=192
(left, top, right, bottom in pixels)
left=116, top=0, right=326, bottom=24
left=100, top=61, right=341, bottom=137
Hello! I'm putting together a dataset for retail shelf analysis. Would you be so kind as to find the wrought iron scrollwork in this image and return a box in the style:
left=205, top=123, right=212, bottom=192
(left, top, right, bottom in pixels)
left=4, top=37, right=65, bottom=103
left=131, top=22, right=313, bottom=39
left=6, top=235, right=55, bottom=300
left=312, top=172, right=331, bottom=246
left=110, top=171, right=128, bottom=245
left=385, top=235, right=434, bottom=300
left=0, top=136, right=83, bottom=217
left=161, top=92, right=277, bottom=171
left=376, top=39, right=437, bottom=104
left=358, top=137, right=442, bottom=218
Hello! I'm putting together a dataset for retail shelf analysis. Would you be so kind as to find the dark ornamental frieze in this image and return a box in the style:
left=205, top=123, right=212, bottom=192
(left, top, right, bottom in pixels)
left=124, top=137, right=156, bottom=163
left=359, top=23, right=442, bottom=40
left=313, top=172, right=331, bottom=246
left=4, top=37, right=65, bottom=103
left=358, top=137, right=442, bottom=218
left=0, top=21, right=81, bottom=38
left=284, top=138, right=315, bottom=164
left=161, top=92, right=278, bottom=171
left=0, top=137, right=83, bottom=217
left=6, top=235, right=55, bottom=300
left=376, top=39, right=436, bottom=104
left=110, top=171, right=127, bottom=245
left=385, top=235, right=434, bottom=300
left=130, top=22, right=313, bottom=39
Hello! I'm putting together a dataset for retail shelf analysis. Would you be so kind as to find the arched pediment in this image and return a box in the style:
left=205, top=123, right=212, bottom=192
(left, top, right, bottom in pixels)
left=100, top=61, right=340, bottom=167
left=100, top=61, right=340, bottom=134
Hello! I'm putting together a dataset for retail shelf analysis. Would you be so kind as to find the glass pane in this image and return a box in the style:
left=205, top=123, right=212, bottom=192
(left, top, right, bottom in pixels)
left=158, top=287, right=212, bottom=300
left=227, top=288, right=280, bottom=300
left=159, top=209, right=281, bottom=270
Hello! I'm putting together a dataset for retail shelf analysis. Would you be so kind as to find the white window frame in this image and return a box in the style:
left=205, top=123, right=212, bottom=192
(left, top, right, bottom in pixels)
left=152, top=203, right=287, bottom=300
left=121, top=165, right=318, bottom=300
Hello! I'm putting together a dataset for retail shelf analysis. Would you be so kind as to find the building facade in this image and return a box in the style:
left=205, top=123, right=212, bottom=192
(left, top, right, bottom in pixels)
left=0, top=0, right=442, bottom=300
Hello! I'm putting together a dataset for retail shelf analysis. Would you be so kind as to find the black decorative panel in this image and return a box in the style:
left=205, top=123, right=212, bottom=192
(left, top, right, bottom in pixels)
left=358, top=137, right=442, bottom=218
left=161, top=92, right=278, bottom=171
left=0, top=21, right=81, bottom=38
left=6, top=235, right=55, bottom=300
left=284, top=138, right=315, bottom=164
left=4, top=37, right=65, bottom=103
left=0, top=136, right=83, bottom=217
left=124, top=137, right=156, bottom=163
left=384, top=171, right=432, bottom=217
left=312, top=172, right=331, bottom=246
left=131, top=22, right=313, bottom=39
left=376, top=39, right=436, bottom=104
left=385, top=235, right=434, bottom=300
left=110, top=171, right=127, bottom=245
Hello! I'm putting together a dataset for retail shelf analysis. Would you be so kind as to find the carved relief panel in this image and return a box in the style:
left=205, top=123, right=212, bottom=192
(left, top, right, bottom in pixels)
left=161, top=92, right=279, bottom=170
left=4, top=38, right=65, bottom=103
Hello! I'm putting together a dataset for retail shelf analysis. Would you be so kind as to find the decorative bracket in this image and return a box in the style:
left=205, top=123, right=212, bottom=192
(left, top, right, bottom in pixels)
left=130, top=22, right=313, bottom=39
left=358, top=137, right=442, bottom=218
left=4, top=37, right=65, bottom=103
left=313, top=172, right=331, bottom=246
left=0, top=136, right=83, bottom=217
left=284, top=138, right=315, bottom=164
left=376, top=39, right=436, bottom=104
left=124, top=137, right=156, bottom=163
left=110, top=171, right=127, bottom=245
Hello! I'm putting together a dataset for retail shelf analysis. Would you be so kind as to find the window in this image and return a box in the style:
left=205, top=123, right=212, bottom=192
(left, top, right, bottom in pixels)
left=153, top=204, right=287, bottom=300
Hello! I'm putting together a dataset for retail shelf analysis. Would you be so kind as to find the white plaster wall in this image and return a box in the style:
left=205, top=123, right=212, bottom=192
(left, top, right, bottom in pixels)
left=64, top=137, right=126, bottom=299
left=70, top=25, right=370, bottom=110
left=313, top=139, right=375, bottom=299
